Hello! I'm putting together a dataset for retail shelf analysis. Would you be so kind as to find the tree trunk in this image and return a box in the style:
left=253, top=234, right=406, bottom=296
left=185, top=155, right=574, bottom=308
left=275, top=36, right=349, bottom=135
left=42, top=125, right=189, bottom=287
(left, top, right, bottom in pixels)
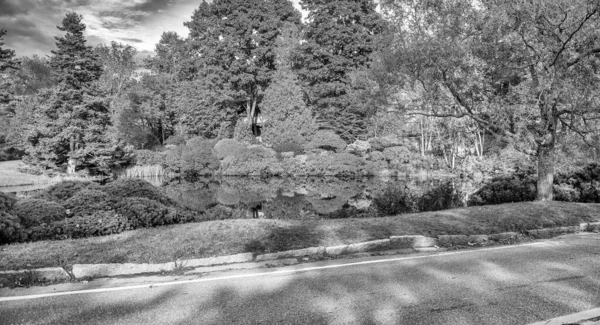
left=536, top=145, right=554, bottom=201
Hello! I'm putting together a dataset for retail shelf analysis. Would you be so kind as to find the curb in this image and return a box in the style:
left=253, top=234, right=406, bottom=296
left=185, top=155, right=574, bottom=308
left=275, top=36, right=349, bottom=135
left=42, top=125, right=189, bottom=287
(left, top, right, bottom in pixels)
left=528, top=307, right=600, bottom=325
left=1, top=223, right=598, bottom=282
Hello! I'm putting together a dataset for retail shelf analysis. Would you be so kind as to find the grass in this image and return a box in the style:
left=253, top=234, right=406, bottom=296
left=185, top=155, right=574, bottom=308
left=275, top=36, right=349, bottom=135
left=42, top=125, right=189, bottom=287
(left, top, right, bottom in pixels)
left=1, top=201, right=599, bottom=271
left=0, top=160, right=100, bottom=188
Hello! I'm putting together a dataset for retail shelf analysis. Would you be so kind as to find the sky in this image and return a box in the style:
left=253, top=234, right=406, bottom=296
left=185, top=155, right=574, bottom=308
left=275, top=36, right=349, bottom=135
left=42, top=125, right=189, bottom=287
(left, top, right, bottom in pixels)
left=0, top=0, right=304, bottom=59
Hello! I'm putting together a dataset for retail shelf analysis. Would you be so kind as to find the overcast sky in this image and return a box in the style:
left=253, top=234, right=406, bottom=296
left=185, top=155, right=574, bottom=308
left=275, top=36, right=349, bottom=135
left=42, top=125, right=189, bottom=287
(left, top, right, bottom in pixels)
left=0, top=0, right=304, bottom=59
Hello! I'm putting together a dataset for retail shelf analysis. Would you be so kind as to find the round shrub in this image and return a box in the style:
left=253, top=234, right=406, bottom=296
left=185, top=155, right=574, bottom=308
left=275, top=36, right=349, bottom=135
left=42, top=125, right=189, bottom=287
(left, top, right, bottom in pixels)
left=101, top=178, right=174, bottom=206
left=418, top=181, right=463, bottom=212
left=12, top=199, right=66, bottom=228
left=304, top=130, right=347, bottom=153
left=63, top=189, right=116, bottom=217
left=36, top=181, right=100, bottom=203
left=115, top=197, right=172, bottom=228
left=0, top=211, right=22, bottom=244
left=0, top=192, right=17, bottom=211
left=213, top=138, right=247, bottom=159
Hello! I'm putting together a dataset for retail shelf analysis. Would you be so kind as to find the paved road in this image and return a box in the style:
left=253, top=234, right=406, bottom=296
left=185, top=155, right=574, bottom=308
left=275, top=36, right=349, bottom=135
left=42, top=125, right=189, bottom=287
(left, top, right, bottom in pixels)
left=1, top=233, right=600, bottom=325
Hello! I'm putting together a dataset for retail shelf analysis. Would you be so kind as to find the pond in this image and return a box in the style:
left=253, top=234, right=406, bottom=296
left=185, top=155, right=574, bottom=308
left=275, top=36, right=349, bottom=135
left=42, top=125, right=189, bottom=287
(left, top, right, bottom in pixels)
left=1, top=175, right=479, bottom=218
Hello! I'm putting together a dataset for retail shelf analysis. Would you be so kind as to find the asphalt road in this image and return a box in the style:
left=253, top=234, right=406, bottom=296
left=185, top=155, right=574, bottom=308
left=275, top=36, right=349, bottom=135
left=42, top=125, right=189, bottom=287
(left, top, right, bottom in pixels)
left=1, top=233, right=600, bottom=325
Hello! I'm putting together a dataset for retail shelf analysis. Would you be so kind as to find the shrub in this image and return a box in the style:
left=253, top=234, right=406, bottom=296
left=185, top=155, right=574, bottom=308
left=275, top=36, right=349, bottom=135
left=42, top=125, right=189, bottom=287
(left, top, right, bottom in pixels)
left=23, top=211, right=131, bottom=241
left=304, top=130, right=347, bottom=153
left=373, top=185, right=418, bottom=215
left=36, top=181, right=100, bottom=203
left=62, top=189, right=116, bottom=217
left=272, top=142, right=304, bottom=156
left=134, top=149, right=166, bottom=166
left=101, top=178, right=174, bottom=206
left=553, top=183, right=581, bottom=202
left=115, top=197, right=172, bottom=228
left=0, top=212, right=22, bottom=244
left=0, top=192, right=17, bottom=211
left=468, top=169, right=537, bottom=206
left=418, top=180, right=463, bottom=212
left=213, top=138, right=247, bottom=159
left=12, top=199, right=66, bottom=228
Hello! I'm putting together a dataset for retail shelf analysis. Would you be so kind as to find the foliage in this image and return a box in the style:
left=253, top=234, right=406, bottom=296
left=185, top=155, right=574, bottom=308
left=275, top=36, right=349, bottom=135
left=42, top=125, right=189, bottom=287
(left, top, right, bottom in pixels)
left=35, top=180, right=100, bottom=203
left=133, top=149, right=167, bottom=166
left=25, top=13, right=132, bottom=174
left=0, top=28, right=20, bottom=105
left=272, top=142, right=305, bottom=156
left=304, top=130, right=347, bottom=152
left=12, top=199, right=67, bottom=228
left=101, top=178, right=174, bottom=205
left=185, top=0, right=302, bottom=139
left=212, top=138, right=247, bottom=159
left=373, top=184, right=417, bottom=215
left=62, top=189, right=116, bottom=217
left=9, top=55, right=54, bottom=96
left=0, top=211, right=21, bottom=245
left=379, top=0, right=600, bottom=200
left=163, top=138, right=220, bottom=178
left=292, top=0, right=386, bottom=140
left=115, top=197, right=171, bottom=228
left=418, top=181, right=463, bottom=212
left=260, top=23, right=318, bottom=147
left=0, top=192, right=17, bottom=211
left=94, top=42, right=137, bottom=98
left=22, top=211, right=131, bottom=242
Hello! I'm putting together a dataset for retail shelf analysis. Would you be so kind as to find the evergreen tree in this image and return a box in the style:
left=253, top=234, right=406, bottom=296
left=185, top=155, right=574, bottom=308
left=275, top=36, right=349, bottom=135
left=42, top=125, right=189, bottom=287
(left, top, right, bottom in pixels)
left=184, top=0, right=302, bottom=138
left=292, top=0, right=386, bottom=141
left=25, top=13, right=131, bottom=174
left=0, top=28, right=19, bottom=106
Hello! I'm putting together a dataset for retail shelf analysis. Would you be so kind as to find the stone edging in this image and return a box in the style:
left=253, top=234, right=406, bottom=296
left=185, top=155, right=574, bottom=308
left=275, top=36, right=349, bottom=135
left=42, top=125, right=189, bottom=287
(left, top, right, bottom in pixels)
left=2, top=222, right=599, bottom=281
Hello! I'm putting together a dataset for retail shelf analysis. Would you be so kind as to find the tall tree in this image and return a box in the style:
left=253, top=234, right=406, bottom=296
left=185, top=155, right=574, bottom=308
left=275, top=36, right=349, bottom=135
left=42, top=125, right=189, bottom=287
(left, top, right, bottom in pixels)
left=184, top=0, right=302, bottom=138
left=379, top=0, right=600, bottom=200
left=94, top=42, right=137, bottom=99
left=292, top=0, right=386, bottom=140
left=10, top=55, right=54, bottom=96
left=0, top=28, right=19, bottom=106
left=25, top=13, right=131, bottom=174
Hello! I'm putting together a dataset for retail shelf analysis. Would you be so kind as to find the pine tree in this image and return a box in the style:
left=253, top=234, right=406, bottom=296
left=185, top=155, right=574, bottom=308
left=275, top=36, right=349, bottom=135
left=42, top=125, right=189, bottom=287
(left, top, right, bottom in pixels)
left=25, top=13, right=132, bottom=174
left=292, top=0, right=386, bottom=141
left=0, top=28, right=19, bottom=106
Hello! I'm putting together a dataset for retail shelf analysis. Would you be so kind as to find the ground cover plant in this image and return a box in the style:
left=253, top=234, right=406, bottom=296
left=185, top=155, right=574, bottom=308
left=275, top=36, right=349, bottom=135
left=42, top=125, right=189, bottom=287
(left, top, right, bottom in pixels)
left=1, top=201, right=598, bottom=271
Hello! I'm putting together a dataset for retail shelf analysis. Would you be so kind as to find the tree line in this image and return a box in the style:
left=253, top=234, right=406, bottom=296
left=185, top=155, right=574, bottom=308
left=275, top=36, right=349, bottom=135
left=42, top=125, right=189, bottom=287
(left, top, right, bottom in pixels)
left=1, top=0, right=599, bottom=201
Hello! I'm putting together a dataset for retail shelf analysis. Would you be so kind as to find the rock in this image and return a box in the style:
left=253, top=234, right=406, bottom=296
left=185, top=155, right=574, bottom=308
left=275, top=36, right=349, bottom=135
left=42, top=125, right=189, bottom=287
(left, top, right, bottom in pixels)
left=213, top=139, right=246, bottom=159
left=369, top=135, right=404, bottom=151
left=346, top=140, right=371, bottom=156
left=438, top=235, right=469, bottom=247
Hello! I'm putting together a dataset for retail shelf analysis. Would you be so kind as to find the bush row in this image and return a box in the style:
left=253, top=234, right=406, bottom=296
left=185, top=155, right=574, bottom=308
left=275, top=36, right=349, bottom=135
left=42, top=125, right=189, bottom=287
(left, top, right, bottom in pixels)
left=373, top=180, right=463, bottom=215
left=0, top=178, right=197, bottom=245
left=468, top=163, right=600, bottom=205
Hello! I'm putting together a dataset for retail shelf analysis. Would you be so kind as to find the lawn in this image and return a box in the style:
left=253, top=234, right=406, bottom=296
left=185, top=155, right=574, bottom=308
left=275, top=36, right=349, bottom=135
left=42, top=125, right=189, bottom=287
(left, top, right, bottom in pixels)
left=0, top=161, right=46, bottom=187
left=1, top=201, right=599, bottom=271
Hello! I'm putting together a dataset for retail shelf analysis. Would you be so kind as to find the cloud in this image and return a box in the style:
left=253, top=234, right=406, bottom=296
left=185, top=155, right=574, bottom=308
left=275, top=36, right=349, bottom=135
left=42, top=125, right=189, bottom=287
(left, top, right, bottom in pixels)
left=1, top=0, right=306, bottom=58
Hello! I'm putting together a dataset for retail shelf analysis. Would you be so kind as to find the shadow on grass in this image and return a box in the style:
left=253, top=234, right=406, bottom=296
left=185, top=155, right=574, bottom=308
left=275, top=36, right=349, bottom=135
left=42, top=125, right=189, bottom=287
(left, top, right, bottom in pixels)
left=244, top=223, right=324, bottom=254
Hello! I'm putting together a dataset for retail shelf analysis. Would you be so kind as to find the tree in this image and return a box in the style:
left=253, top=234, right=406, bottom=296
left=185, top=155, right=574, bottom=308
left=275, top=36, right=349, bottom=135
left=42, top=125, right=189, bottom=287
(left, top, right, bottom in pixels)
left=144, top=32, right=193, bottom=80
left=257, top=23, right=317, bottom=147
left=379, top=0, right=600, bottom=200
left=292, top=0, right=386, bottom=140
left=10, top=55, right=54, bottom=96
left=184, top=0, right=302, bottom=138
left=25, top=12, right=131, bottom=174
left=95, top=42, right=137, bottom=99
left=0, top=28, right=19, bottom=106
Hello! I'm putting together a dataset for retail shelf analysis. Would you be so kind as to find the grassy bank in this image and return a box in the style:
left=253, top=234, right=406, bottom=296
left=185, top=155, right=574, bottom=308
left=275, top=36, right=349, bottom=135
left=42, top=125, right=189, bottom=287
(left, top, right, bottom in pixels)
left=1, top=201, right=599, bottom=271
left=0, top=160, right=99, bottom=189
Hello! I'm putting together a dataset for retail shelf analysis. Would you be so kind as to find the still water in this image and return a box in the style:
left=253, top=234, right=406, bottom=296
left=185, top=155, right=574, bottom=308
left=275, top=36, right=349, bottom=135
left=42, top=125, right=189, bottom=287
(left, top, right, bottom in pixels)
left=2, top=176, right=477, bottom=218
